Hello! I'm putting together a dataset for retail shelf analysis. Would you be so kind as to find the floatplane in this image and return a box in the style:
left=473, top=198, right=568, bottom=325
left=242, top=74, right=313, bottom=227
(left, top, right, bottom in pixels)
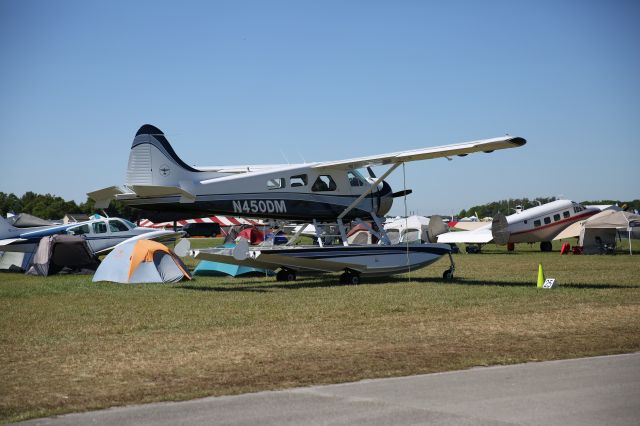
left=89, top=124, right=527, bottom=283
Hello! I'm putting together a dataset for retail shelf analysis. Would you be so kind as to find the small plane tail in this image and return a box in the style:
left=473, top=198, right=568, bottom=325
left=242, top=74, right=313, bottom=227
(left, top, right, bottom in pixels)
left=126, top=124, right=201, bottom=187
left=0, top=216, right=21, bottom=239
left=491, top=212, right=510, bottom=245
left=427, top=215, right=449, bottom=243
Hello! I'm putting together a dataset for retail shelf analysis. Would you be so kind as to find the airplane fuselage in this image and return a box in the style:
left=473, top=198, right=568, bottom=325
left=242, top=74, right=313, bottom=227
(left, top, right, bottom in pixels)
left=502, top=200, right=599, bottom=243
left=117, top=128, right=394, bottom=221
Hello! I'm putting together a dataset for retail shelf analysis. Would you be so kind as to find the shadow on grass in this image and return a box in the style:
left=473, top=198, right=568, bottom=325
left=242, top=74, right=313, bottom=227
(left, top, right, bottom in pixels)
left=423, top=278, right=638, bottom=289
left=180, top=274, right=398, bottom=292
left=180, top=275, right=638, bottom=292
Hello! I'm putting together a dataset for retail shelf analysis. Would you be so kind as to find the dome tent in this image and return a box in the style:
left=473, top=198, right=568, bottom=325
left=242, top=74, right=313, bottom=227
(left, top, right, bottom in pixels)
left=26, top=235, right=100, bottom=276
left=93, top=239, right=191, bottom=283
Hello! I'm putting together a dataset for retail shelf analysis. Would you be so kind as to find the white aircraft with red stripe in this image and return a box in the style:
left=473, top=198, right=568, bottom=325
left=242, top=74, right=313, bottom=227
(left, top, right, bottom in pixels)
left=436, top=199, right=600, bottom=251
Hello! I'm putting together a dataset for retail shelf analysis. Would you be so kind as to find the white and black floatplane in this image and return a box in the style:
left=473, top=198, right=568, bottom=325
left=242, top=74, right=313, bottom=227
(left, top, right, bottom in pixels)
left=89, top=124, right=527, bottom=283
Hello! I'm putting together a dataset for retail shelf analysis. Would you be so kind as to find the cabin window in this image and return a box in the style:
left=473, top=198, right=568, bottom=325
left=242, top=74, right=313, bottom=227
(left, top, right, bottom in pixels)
left=523, top=220, right=528, bottom=224
left=92, top=222, right=107, bottom=234
left=573, top=206, right=584, bottom=213
left=563, top=211, right=570, bottom=218
left=347, top=170, right=365, bottom=187
left=544, top=217, right=551, bottom=225
left=109, top=219, right=129, bottom=232
left=290, top=174, right=307, bottom=187
left=68, top=224, right=90, bottom=235
left=534, top=219, right=541, bottom=227
left=267, top=178, right=285, bottom=190
left=553, top=214, right=561, bottom=222
left=312, top=175, right=337, bottom=192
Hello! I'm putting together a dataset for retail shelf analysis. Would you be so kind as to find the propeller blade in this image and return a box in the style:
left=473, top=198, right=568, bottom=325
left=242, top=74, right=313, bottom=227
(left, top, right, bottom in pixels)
left=392, top=189, right=413, bottom=198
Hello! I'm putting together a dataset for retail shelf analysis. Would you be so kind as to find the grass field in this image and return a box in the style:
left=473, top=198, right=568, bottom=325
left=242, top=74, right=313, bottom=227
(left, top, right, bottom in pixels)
left=1, top=240, right=639, bottom=423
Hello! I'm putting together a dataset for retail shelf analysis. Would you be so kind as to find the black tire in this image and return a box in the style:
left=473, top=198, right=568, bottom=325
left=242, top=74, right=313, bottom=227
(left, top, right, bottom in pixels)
left=442, top=269, right=453, bottom=280
left=276, top=270, right=296, bottom=281
left=540, top=241, right=553, bottom=252
left=340, top=272, right=359, bottom=285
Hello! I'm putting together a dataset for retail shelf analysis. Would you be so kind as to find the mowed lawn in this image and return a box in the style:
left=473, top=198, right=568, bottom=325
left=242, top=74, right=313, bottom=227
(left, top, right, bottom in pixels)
left=1, top=240, right=639, bottom=423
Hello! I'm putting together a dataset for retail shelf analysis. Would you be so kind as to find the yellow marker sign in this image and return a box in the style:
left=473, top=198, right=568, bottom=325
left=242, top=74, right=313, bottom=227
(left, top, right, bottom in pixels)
left=537, top=263, right=545, bottom=288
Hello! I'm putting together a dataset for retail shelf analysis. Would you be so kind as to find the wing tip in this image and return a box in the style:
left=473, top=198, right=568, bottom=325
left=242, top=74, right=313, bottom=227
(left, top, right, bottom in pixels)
left=511, top=137, right=527, bottom=146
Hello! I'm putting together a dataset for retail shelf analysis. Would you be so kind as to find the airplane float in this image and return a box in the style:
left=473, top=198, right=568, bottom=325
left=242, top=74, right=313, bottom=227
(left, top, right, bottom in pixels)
left=436, top=199, right=600, bottom=252
left=88, top=124, right=527, bottom=283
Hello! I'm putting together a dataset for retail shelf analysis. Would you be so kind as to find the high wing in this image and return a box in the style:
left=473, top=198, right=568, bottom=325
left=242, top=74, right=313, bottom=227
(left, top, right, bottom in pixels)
left=312, top=136, right=526, bottom=170
left=437, top=228, right=494, bottom=244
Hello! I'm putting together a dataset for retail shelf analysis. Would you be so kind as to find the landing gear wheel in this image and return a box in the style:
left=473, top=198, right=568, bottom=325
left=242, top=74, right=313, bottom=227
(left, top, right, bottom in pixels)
left=340, top=272, right=360, bottom=285
left=540, top=241, right=553, bottom=252
left=442, top=269, right=454, bottom=280
left=276, top=269, right=297, bottom=281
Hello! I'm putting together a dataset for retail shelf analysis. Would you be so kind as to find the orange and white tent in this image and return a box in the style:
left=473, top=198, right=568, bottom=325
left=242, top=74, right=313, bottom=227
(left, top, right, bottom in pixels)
left=93, top=239, right=191, bottom=283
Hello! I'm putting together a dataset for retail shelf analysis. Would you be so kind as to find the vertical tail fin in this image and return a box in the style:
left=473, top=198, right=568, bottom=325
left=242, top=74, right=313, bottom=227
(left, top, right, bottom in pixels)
left=126, top=124, right=201, bottom=187
left=0, top=216, right=21, bottom=239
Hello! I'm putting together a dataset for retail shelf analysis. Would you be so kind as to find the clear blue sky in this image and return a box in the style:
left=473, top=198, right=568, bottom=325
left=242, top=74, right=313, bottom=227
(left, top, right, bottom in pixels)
left=1, top=0, right=638, bottom=216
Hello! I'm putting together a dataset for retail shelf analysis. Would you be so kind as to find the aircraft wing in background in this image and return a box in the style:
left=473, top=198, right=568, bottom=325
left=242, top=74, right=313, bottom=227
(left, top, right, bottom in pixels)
left=437, top=228, right=494, bottom=244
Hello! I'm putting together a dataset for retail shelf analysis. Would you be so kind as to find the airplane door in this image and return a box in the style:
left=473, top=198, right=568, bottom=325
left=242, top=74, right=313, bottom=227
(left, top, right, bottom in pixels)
left=90, top=221, right=110, bottom=253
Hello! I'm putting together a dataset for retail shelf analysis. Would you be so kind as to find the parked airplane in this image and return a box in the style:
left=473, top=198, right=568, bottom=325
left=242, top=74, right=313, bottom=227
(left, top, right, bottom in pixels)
left=89, top=124, right=527, bottom=225
left=0, top=216, right=181, bottom=271
left=436, top=199, right=600, bottom=251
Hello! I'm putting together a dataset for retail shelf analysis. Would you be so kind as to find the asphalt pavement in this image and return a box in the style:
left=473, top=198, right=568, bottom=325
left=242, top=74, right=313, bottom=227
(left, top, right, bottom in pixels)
left=17, top=352, right=640, bottom=426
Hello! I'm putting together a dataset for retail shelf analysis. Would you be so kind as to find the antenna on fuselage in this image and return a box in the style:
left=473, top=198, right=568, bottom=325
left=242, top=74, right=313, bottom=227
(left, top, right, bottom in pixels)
left=279, top=149, right=290, bottom=165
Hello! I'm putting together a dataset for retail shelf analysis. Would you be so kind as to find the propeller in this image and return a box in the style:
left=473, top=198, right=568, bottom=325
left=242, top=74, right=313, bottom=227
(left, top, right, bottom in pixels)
left=392, top=189, right=413, bottom=198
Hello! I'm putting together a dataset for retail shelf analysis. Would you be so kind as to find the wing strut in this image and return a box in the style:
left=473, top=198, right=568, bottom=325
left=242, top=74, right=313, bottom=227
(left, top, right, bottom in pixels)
left=337, top=163, right=401, bottom=221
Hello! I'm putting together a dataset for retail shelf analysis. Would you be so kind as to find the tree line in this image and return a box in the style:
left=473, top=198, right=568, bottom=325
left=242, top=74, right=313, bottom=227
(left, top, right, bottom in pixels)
left=0, top=192, right=141, bottom=221
left=458, top=197, right=640, bottom=219
left=2, top=191, right=638, bottom=222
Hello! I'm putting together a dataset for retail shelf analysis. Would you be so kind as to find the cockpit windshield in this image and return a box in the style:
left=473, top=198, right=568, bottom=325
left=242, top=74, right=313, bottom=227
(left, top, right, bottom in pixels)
left=120, top=219, right=136, bottom=229
left=347, top=170, right=366, bottom=187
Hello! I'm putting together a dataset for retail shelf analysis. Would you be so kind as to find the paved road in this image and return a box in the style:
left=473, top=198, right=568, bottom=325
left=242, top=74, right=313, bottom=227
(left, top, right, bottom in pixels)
left=18, top=353, right=640, bottom=426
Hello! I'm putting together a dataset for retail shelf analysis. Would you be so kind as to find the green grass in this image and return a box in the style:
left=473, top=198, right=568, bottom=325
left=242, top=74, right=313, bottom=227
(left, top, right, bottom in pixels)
left=1, top=239, right=639, bottom=423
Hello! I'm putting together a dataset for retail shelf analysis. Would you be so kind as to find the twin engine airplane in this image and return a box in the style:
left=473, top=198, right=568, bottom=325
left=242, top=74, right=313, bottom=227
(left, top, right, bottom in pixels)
left=436, top=199, right=601, bottom=251
left=89, top=124, right=527, bottom=225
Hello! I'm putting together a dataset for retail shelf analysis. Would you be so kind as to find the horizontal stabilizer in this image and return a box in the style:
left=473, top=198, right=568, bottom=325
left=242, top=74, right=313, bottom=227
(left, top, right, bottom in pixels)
left=87, top=186, right=128, bottom=209
left=129, top=185, right=196, bottom=203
